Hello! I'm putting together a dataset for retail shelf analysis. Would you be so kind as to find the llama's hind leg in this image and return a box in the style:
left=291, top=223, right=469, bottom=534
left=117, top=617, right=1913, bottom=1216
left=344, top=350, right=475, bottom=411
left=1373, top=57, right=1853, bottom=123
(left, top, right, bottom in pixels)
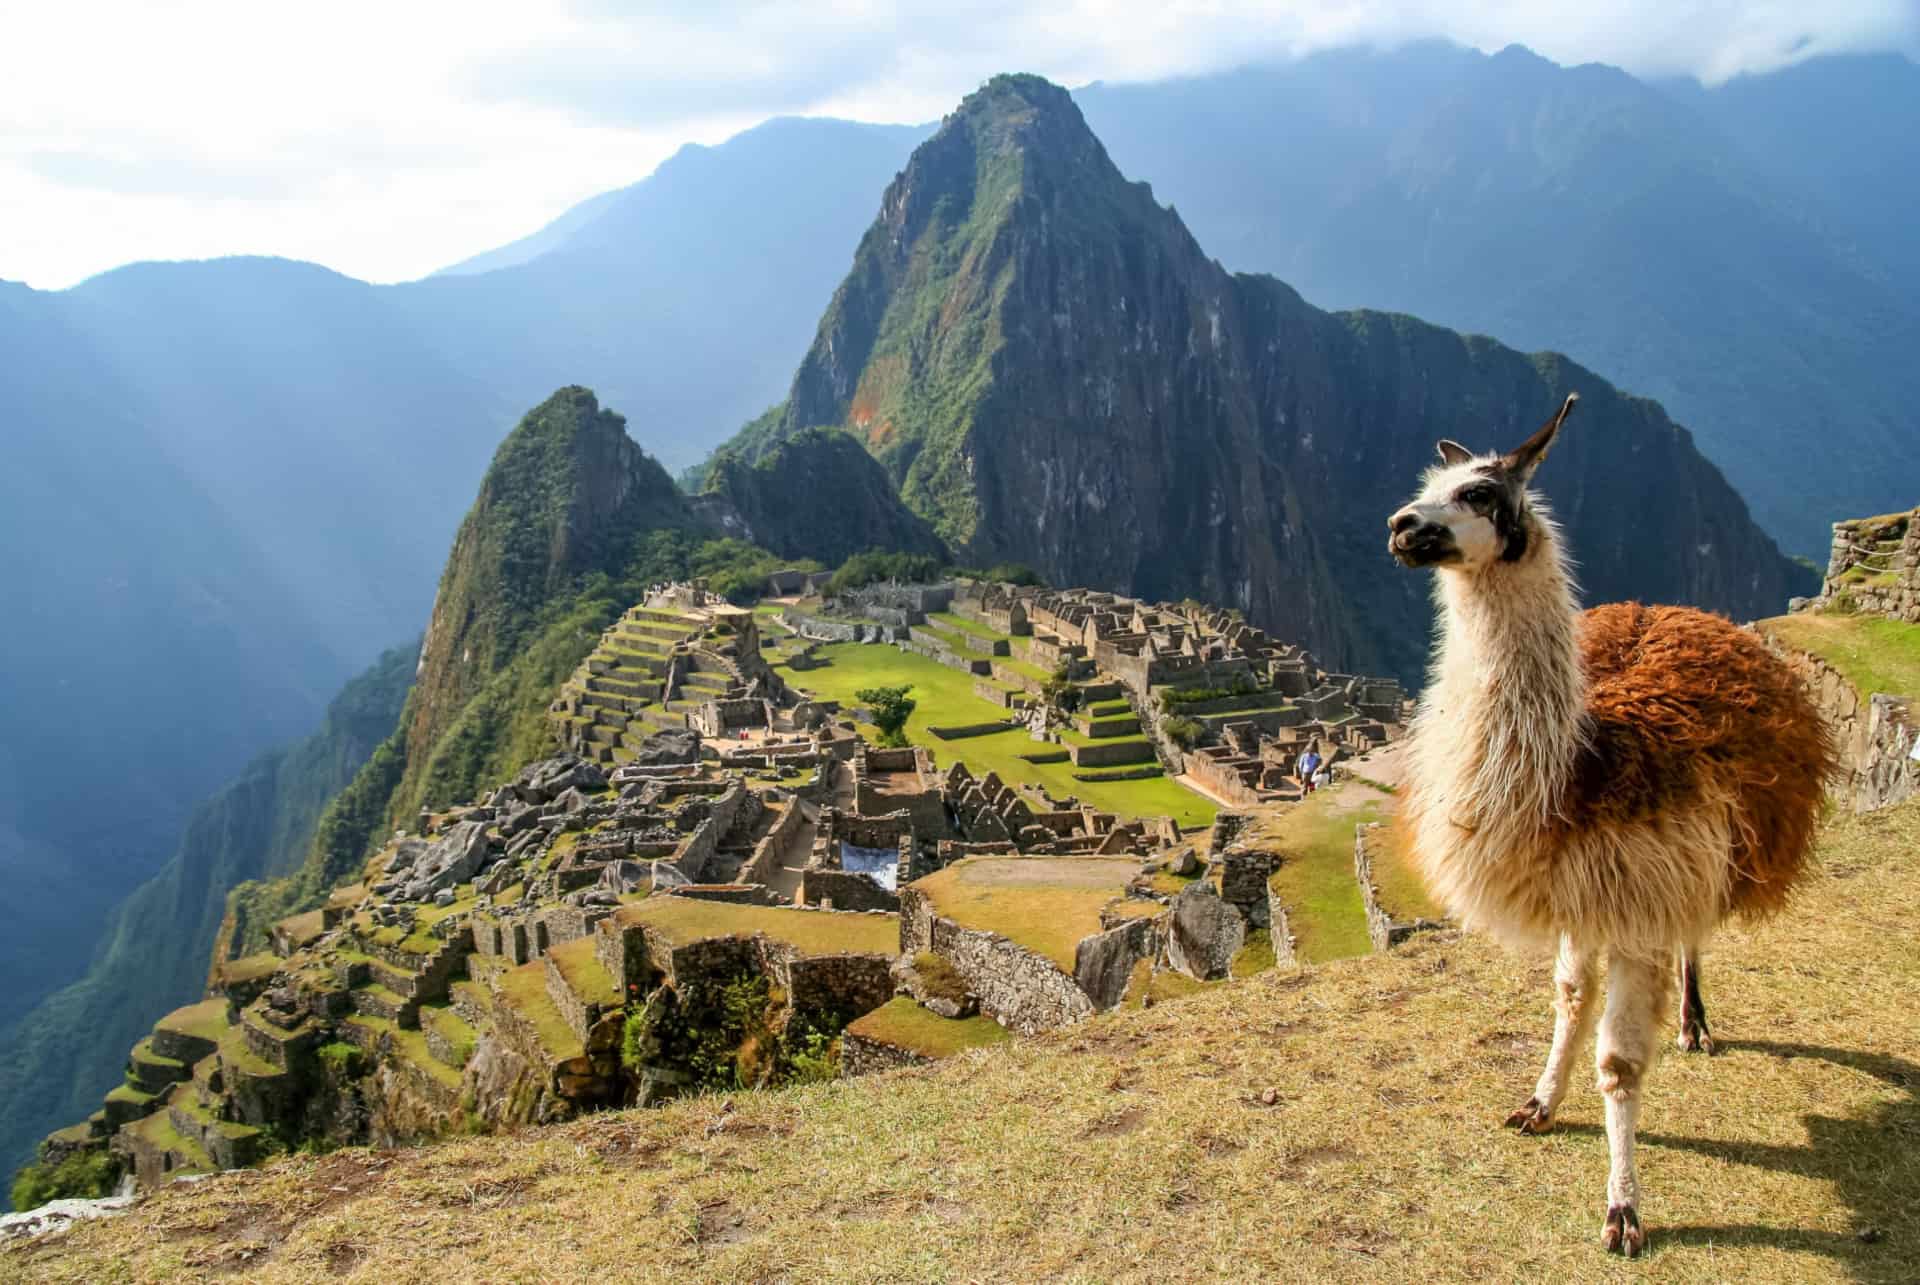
left=1505, top=935, right=1597, bottom=1134
left=1596, top=949, right=1673, bottom=1257
left=1676, top=950, right=1713, bottom=1054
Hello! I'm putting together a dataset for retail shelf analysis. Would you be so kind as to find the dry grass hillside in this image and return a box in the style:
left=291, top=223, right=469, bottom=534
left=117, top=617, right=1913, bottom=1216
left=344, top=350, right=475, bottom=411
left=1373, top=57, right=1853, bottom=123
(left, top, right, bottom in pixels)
left=12, top=800, right=1917, bottom=1284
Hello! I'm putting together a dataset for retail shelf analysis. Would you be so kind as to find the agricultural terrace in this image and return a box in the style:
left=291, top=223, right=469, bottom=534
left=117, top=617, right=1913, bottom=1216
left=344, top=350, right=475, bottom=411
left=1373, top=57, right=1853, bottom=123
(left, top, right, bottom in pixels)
left=610, top=899, right=900, bottom=957
left=844, top=996, right=1011, bottom=1059
left=910, top=856, right=1139, bottom=970
left=1760, top=612, right=1920, bottom=700
left=773, top=641, right=1216, bottom=829
left=1253, top=777, right=1440, bottom=964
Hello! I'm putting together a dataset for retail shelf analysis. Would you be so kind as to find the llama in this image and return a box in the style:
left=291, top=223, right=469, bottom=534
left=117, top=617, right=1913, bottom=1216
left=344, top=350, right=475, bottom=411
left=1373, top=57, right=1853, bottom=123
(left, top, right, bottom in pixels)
left=1387, top=393, right=1833, bottom=1256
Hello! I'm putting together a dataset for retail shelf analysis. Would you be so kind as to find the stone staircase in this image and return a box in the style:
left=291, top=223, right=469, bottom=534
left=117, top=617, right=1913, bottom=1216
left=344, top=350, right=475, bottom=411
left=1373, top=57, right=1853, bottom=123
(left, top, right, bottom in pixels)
left=551, top=606, right=730, bottom=763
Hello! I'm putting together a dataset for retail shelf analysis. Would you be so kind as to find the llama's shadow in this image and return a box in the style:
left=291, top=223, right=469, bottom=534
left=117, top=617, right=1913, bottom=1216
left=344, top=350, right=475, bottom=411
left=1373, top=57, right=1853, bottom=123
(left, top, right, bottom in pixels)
left=1640, top=1040, right=1916, bottom=1278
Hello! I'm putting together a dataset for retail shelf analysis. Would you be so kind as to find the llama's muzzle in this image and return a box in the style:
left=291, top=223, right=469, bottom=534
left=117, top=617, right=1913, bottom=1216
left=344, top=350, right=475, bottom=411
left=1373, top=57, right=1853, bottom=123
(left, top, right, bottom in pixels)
left=1388, top=509, right=1454, bottom=567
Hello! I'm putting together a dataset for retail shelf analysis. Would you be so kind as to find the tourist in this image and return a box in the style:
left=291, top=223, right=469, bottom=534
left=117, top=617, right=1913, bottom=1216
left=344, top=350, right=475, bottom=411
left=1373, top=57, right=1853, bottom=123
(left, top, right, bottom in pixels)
left=1297, top=745, right=1322, bottom=793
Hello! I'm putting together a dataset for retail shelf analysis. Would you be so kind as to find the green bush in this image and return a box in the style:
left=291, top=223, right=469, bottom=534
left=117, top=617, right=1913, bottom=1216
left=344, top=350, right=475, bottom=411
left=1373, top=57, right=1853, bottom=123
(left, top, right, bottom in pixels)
left=828, top=550, right=946, bottom=594
left=1158, top=682, right=1253, bottom=711
left=10, top=1149, right=120, bottom=1211
left=1040, top=663, right=1083, bottom=714
left=1162, top=715, right=1204, bottom=749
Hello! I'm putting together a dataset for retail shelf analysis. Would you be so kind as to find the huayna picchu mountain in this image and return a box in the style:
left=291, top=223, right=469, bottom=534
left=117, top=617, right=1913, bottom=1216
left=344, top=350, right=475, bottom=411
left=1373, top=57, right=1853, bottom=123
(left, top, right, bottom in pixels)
left=217, top=385, right=933, bottom=964
left=729, top=73, right=1805, bottom=682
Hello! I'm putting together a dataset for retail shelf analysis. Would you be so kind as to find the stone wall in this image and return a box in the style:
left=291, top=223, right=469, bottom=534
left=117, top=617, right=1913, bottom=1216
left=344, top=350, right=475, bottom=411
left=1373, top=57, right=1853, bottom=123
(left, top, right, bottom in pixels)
left=740, top=797, right=806, bottom=885
left=840, top=1029, right=932, bottom=1075
left=1069, top=739, right=1156, bottom=768
left=781, top=609, right=907, bottom=644
left=784, top=953, right=896, bottom=1022
left=1810, top=508, right=1920, bottom=621
left=900, top=887, right=1095, bottom=1034
left=1353, top=824, right=1447, bottom=953
left=1763, top=628, right=1919, bottom=813
left=801, top=868, right=900, bottom=912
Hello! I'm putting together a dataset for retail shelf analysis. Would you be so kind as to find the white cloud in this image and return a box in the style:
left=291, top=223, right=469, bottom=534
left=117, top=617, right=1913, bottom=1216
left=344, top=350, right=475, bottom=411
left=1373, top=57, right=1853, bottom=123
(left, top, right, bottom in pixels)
left=1, top=0, right=1913, bottom=289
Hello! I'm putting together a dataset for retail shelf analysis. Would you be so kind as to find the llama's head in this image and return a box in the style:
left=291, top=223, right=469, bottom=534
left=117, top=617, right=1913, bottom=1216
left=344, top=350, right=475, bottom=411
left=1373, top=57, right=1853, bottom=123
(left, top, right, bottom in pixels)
left=1387, top=393, right=1578, bottom=572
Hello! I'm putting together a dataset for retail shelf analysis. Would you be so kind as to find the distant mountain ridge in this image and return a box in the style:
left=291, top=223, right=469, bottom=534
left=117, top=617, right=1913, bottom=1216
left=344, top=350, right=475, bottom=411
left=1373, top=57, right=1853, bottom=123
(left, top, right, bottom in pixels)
left=725, top=73, right=1803, bottom=682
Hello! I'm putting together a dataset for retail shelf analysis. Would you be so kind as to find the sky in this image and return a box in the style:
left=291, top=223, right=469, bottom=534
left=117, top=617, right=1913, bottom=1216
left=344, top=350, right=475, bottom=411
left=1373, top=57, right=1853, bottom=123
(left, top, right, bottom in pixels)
left=3, top=1, right=1915, bottom=291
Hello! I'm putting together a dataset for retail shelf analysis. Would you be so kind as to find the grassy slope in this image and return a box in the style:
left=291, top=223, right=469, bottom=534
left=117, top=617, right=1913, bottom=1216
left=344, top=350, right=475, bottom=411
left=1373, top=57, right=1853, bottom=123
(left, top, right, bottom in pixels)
left=1760, top=613, right=1920, bottom=698
left=777, top=641, right=1215, bottom=829
left=1254, top=787, right=1385, bottom=963
left=20, top=799, right=1916, bottom=1282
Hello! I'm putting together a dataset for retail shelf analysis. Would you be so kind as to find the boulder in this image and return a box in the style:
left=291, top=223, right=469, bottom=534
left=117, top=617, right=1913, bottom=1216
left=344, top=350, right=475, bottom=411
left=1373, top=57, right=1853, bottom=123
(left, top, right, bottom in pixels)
left=533, top=757, right=607, bottom=799
left=384, top=837, right=430, bottom=875
left=891, top=955, right=978, bottom=1018
left=649, top=860, right=692, bottom=891
left=597, top=860, right=652, bottom=896
left=1166, top=845, right=1202, bottom=877
left=500, top=803, right=541, bottom=837
left=477, top=861, right=520, bottom=896
left=552, top=786, right=593, bottom=816
left=631, top=727, right=700, bottom=767
left=511, top=754, right=602, bottom=803
left=433, top=888, right=456, bottom=908
left=401, top=819, right=493, bottom=902
left=1073, top=916, right=1156, bottom=1009
left=1166, top=881, right=1244, bottom=981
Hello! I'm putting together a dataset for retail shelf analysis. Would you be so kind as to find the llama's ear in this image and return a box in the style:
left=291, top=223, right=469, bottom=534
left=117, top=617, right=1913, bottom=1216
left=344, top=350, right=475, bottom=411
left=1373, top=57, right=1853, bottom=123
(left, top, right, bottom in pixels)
left=1435, top=440, right=1474, bottom=467
left=1499, top=392, right=1579, bottom=483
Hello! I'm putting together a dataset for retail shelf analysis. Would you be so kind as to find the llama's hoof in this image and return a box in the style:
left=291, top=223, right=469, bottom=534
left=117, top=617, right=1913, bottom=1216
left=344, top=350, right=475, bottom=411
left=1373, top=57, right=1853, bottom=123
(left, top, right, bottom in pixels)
left=1677, top=1023, right=1715, bottom=1055
left=1503, top=1098, right=1554, bottom=1134
left=1601, top=1204, right=1645, bottom=1256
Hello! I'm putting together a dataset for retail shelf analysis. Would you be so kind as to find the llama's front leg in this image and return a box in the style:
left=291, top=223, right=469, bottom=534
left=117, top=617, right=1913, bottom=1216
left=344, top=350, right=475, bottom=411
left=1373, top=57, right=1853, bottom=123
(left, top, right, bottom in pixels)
left=1505, top=935, right=1597, bottom=1133
left=1596, top=950, right=1672, bottom=1257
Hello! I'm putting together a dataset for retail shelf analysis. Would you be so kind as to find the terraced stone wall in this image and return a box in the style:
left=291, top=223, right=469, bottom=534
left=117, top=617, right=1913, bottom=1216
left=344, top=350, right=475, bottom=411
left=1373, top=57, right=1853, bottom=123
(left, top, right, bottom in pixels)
left=1814, top=508, right=1920, bottom=621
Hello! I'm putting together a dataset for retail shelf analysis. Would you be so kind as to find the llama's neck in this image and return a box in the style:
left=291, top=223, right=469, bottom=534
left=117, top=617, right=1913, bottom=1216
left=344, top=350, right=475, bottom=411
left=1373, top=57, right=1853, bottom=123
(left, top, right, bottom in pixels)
left=1419, top=533, right=1585, bottom=829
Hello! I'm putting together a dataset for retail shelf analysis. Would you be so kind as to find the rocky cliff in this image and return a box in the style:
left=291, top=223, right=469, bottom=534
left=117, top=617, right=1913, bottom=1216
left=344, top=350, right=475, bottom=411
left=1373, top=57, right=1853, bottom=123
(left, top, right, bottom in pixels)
left=746, top=74, right=1805, bottom=681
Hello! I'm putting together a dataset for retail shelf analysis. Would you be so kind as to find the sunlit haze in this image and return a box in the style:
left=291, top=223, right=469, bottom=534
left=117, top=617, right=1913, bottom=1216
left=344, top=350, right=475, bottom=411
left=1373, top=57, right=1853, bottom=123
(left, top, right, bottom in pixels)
left=3, top=0, right=1916, bottom=290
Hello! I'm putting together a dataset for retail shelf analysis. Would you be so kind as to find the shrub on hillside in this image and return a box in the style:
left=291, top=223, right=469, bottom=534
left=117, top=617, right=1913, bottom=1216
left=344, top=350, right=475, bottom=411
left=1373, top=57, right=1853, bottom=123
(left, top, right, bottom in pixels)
left=828, top=550, right=946, bottom=594
left=10, top=1149, right=119, bottom=1211
left=1162, top=715, right=1204, bottom=749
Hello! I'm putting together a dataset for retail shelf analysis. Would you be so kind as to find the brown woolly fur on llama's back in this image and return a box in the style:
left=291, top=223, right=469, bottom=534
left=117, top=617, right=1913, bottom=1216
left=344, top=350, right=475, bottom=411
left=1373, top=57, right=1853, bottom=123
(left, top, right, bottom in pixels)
left=1570, top=602, right=1837, bottom=921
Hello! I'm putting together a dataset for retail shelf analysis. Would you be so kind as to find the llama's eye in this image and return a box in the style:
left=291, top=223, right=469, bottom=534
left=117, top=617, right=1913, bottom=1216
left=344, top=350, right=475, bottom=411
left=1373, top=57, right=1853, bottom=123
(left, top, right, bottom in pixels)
left=1460, top=486, right=1494, bottom=507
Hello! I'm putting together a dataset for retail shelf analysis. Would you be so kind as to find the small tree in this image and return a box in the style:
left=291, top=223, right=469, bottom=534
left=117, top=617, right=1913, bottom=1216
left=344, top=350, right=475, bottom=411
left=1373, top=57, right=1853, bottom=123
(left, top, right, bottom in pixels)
left=1162, top=715, right=1203, bottom=749
left=1039, top=662, right=1082, bottom=715
left=857, top=685, right=916, bottom=746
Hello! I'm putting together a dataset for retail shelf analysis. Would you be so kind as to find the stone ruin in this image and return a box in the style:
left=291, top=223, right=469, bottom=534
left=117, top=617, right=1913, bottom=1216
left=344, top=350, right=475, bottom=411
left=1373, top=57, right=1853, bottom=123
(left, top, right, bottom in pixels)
left=32, top=579, right=1436, bottom=1199
left=1796, top=505, right=1920, bottom=623
left=947, top=581, right=1409, bottom=803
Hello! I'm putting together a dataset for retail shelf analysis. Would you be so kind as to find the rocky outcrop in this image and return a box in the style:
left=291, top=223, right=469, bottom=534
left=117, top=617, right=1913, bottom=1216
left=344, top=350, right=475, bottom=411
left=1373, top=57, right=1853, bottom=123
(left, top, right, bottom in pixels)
left=1165, top=882, right=1244, bottom=982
